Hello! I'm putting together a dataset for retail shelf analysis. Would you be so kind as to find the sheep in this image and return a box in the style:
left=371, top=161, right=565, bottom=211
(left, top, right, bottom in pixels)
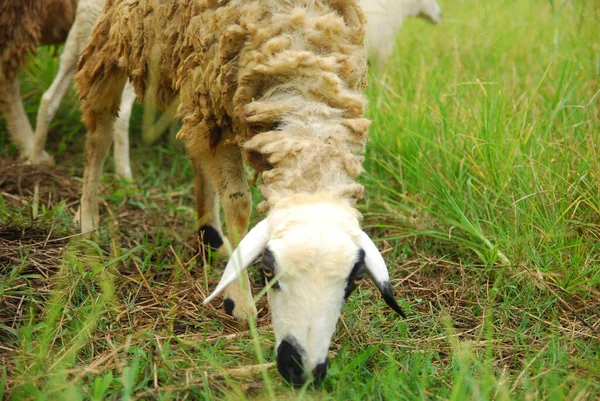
left=30, top=0, right=137, bottom=179
left=75, top=0, right=406, bottom=386
left=360, top=0, right=442, bottom=69
left=0, top=0, right=135, bottom=179
left=0, top=0, right=76, bottom=160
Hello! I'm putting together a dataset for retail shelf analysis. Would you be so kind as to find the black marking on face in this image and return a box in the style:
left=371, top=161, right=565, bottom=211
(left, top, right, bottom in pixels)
left=344, top=249, right=367, bottom=299
left=223, top=298, right=235, bottom=316
left=380, top=281, right=407, bottom=318
left=198, top=225, right=223, bottom=259
left=277, top=337, right=306, bottom=387
left=312, top=359, right=328, bottom=386
left=261, top=248, right=280, bottom=290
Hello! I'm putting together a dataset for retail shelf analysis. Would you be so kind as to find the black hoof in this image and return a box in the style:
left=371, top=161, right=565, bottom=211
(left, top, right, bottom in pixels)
left=224, top=298, right=235, bottom=316
left=197, top=225, right=223, bottom=261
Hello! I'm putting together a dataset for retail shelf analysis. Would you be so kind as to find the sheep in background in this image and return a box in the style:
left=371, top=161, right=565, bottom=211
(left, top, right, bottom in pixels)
left=30, top=0, right=136, bottom=179
left=0, top=0, right=135, bottom=179
left=0, top=0, right=76, bottom=160
left=361, top=0, right=442, bottom=69
left=76, top=0, right=405, bottom=386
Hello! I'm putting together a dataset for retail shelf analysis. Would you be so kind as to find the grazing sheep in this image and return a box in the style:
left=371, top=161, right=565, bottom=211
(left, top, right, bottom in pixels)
left=76, top=0, right=405, bottom=386
left=0, top=0, right=135, bottom=179
left=0, top=0, right=76, bottom=160
left=360, top=0, right=442, bottom=69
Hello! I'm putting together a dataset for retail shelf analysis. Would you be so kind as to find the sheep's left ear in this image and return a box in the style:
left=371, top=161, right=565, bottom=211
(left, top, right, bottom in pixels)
left=203, top=220, right=269, bottom=305
left=358, top=230, right=407, bottom=318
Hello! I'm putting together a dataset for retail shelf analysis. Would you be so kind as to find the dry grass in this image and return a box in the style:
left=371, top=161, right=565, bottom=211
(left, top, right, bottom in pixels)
left=1, top=160, right=598, bottom=399
left=0, top=158, right=277, bottom=398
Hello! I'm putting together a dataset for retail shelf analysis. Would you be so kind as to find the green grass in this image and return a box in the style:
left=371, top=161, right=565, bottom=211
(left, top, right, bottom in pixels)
left=1, top=0, right=599, bottom=399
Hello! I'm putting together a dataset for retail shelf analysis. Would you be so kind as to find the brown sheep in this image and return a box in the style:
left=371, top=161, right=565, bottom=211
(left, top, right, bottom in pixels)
left=76, top=0, right=405, bottom=386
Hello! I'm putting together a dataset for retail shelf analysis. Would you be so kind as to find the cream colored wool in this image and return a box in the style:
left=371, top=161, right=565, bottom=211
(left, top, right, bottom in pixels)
left=77, top=4, right=410, bottom=381
left=76, top=0, right=373, bottom=326
left=76, top=0, right=370, bottom=212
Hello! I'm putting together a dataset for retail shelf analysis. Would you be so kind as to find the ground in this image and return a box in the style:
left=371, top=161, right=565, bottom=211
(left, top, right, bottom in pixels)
left=0, top=0, right=599, bottom=400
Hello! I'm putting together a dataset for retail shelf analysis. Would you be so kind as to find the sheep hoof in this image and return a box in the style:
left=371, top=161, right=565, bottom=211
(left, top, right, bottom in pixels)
left=224, top=298, right=235, bottom=315
left=73, top=205, right=98, bottom=239
left=198, top=225, right=224, bottom=262
left=115, top=165, right=133, bottom=181
left=223, top=296, right=258, bottom=321
left=26, top=151, right=55, bottom=166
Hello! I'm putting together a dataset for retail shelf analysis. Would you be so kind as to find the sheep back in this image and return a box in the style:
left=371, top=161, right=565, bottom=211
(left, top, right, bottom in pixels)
left=77, top=0, right=370, bottom=209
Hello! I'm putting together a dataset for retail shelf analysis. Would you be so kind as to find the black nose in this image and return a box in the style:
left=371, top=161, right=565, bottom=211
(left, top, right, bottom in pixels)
left=277, top=339, right=330, bottom=387
left=277, top=338, right=306, bottom=387
left=312, top=359, right=328, bottom=386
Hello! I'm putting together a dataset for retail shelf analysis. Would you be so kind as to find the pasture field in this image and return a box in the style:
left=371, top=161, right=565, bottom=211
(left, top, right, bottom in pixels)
left=1, top=0, right=599, bottom=399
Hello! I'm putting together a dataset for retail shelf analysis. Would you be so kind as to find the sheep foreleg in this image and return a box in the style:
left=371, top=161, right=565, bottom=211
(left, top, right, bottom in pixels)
left=193, top=139, right=256, bottom=321
left=192, top=155, right=224, bottom=258
left=78, top=110, right=115, bottom=235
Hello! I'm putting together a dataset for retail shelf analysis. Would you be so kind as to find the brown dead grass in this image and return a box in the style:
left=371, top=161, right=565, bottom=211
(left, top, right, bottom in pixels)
left=0, top=157, right=81, bottom=209
left=0, top=158, right=273, bottom=395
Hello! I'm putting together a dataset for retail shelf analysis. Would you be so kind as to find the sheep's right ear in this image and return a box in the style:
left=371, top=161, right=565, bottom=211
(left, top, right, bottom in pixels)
left=203, top=220, right=269, bottom=304
left=358, top=230, right=407, bottom=318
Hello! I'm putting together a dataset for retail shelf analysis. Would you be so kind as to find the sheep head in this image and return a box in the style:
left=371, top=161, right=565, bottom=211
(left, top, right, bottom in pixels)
left=408, top=0, right=442, bottom=24
left=203, top=195, right=405, bottom=387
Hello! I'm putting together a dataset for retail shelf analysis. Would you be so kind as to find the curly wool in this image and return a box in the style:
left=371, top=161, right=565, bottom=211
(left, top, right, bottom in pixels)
left=76, top=0, right=370, bottom=211
left=0, top=0, right=77, bottom=82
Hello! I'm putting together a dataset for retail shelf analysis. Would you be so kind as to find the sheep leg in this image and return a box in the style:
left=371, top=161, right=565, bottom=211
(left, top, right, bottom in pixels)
left=31, top=0, right=103, bottom=165
left=112, top=81, right=136, bottom=180
left=0, top=78, right=35, bottom=158
left=30, top=56, right=76, bottom=165
left=192, top=156, right=224, bottom=260
left=192, top=139, right=256, bottom=321
left=78, top=111, right=115, bottom=235
left=78, top=74, right=128, bottom=235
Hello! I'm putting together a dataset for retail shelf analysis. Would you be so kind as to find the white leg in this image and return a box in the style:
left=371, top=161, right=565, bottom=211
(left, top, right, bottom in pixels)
left=0, top=78, right=35, bottom=158
left=30, top=65, right=76, bottom=165
left=113, top=81, right=136, bottom=180
left=30, top=46, right=81, bottom=164
left=31, top=0, right=105, bottom=165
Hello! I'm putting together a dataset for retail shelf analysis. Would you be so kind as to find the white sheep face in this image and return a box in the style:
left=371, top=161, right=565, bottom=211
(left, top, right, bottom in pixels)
left=262, top=204, right=364, bottom=386
left=204, top=199, right=406, bottom=386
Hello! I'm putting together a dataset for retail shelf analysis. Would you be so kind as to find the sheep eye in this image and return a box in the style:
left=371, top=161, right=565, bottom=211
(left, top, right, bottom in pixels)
left=352, top=271, right=367, bottom=285
left=262, top=266, right=275, bottom=278
left=261, top=248, right=279, bottom=289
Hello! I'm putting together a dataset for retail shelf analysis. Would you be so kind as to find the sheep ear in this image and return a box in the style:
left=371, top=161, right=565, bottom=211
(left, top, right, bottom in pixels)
left=203, top=220, right=269, bottom=305
left=358, top=230, right=406, bottom=318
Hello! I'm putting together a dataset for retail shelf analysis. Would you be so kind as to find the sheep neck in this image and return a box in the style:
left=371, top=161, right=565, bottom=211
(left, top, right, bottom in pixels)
left=243, top=110, right=370, bottom=213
